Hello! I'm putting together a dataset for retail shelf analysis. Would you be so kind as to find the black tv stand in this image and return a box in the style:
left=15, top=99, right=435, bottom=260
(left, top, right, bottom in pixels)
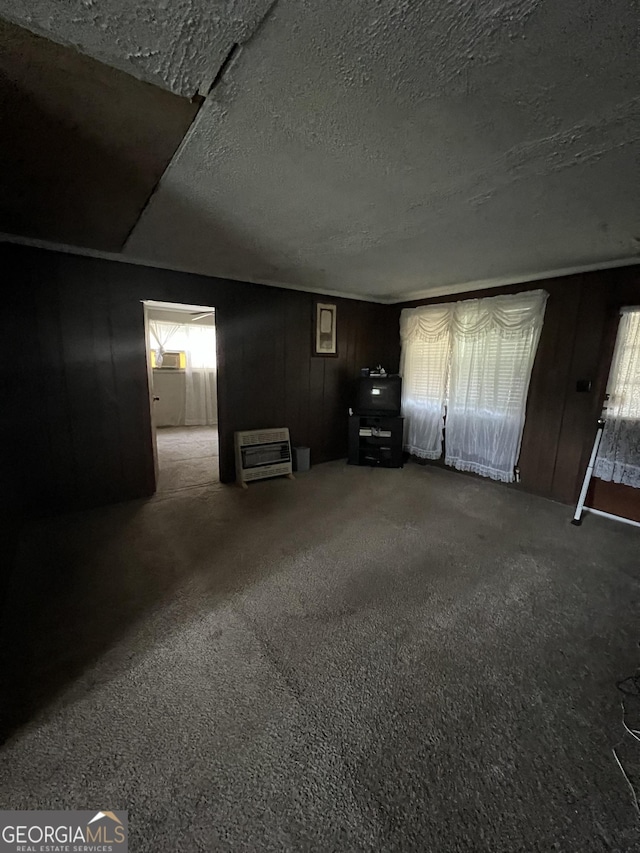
left=348, top=414, right=404, bottom=468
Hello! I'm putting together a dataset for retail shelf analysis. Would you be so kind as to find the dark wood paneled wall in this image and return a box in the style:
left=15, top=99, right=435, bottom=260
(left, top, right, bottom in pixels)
left=396, top=266, right=640, bottom=505
left=587, top=479, right=640, bottom=524
left=1, top=244, right=399, bottom=518
left=3, top=241, right=639, bottom=530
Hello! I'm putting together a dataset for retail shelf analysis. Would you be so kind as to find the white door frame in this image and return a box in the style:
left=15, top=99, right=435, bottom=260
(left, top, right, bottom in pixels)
left=142, top=299, right=218, bottom=493
left=143, top=302, right=159, bottom=488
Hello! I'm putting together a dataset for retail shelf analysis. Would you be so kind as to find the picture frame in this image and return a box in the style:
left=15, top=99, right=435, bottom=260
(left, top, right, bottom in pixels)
left=313, top=301, right=338, bottom=357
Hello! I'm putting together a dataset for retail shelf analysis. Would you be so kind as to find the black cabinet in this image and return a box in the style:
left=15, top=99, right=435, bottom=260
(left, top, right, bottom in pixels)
left=348, top=415, right=404, bottom=468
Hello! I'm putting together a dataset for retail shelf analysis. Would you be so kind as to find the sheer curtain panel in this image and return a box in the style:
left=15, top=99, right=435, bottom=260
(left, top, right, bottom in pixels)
left=149, top=321, right=181, bottom=366
left=445, top=291, right=547, bottom=482
left=594, top=308, right=640, bottom=488
left=184, top=324, right=218, bottom=426
left=400, top=290, right=547, bottom=482
left=400, top=304, right=454, bottom=459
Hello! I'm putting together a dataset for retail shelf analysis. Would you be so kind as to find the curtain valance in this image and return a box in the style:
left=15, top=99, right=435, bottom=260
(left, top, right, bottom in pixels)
left=400, top=304, right=453, bottom=343
left=400, top=290, right=548, bottom=344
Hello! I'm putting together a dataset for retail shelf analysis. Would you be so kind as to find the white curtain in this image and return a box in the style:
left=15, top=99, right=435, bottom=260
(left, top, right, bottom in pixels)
left=149, top=320, right=217, bottom=426
left=149, top=321, right=181, bottom=367
left=183, top=325, right=218, bottom=426
left=594, top=308, right=640, bottom=488
left=400, top=304, right=453, bottom=459
left=445, top=291, right=547, bottom=482
left=400, top=290, right=548, bottom=483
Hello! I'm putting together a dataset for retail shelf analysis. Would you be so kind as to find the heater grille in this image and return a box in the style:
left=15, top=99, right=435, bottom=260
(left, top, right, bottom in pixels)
left=234, top=428, right=293, bottom=486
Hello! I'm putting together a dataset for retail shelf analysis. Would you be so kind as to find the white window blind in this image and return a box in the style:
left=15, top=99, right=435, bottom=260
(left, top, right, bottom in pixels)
left=404, top=338, right=451, bottom=402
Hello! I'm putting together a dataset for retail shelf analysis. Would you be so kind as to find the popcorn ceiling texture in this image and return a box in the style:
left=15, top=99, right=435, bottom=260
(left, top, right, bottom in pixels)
left=124, top=0, right=640, bottom=298
left=0, top=0, right=275, bottom=96
left=1, top=0, right=639, bottom=297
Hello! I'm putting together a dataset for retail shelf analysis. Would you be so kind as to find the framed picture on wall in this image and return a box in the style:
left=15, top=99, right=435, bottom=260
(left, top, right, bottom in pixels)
left=313, top=301, right=338, bottom=357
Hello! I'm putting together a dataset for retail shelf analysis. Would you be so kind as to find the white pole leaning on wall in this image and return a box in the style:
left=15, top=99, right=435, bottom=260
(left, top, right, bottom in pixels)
left=572, top=419, right=605, bottom=526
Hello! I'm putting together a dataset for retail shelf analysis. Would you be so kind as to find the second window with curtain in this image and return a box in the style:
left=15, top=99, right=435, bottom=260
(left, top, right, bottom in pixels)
left=400, top=290, right=548, bottom=483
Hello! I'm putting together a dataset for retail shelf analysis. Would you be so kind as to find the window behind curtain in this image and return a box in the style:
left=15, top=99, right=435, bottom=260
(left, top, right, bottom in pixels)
left=399, top=305, right=452, bottom=460
left=149, top=320, right=217, bottom=426
left=449, top=334, right=530, bottom=414
left=445, top=301, right=546, bottom=481
left=606, top=309, right=640, bottom=416
left=594, top=308, right=640, bottom=488
left=400, top=290, right=547, bottom=482
left=150, top=321, right=216, bottom=369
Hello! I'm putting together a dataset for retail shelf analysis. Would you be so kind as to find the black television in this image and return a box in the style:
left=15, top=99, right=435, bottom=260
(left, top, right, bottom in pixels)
left=356, top=375, right=402, bottom=416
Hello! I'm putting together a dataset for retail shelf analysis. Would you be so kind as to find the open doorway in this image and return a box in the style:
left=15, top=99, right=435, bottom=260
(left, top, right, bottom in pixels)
left=143, top=300, right=219, bottom=493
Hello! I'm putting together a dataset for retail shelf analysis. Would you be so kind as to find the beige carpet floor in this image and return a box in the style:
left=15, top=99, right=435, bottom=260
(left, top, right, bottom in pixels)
left=1, top=461, right=640, bottom=851
left=156, top=426, right=219, bottom=492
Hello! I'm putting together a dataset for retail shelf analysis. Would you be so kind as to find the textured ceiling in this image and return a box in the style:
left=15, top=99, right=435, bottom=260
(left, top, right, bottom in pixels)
left=0, top=0, right=275, bottom=97
left=2, top=0, right=639, bottom=300
left=0, top=16, right=198, bottom=250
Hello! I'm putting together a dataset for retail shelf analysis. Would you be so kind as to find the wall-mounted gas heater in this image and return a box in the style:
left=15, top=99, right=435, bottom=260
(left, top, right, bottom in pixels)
left=234, top=427, right=294, bottom=489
